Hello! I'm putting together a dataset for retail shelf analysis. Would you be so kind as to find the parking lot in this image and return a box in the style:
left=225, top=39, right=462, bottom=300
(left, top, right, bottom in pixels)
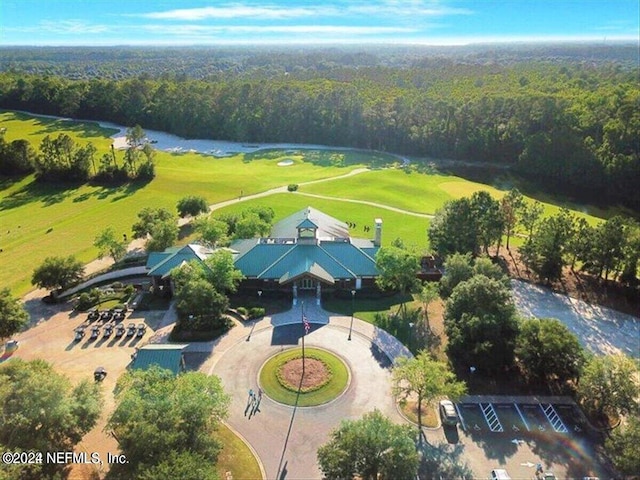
left=446, top=397, right=612, bottom=479
left=9, top=293, right=166, bottom=478
left=457, top=401, right=588, bottom=437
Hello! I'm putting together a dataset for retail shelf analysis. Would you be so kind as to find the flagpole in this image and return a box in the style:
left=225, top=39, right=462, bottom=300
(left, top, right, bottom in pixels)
left=301, top=301, right=305, bottom=375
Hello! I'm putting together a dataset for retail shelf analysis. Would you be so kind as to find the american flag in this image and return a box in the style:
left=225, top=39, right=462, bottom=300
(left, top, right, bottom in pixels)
left=303, top=316, right=310, bottom=335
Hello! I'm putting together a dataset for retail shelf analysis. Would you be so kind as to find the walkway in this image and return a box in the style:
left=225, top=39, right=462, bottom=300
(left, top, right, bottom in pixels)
left=295, top=191, right=434, bottom=218
left=59, top=266, right=147, bottom=298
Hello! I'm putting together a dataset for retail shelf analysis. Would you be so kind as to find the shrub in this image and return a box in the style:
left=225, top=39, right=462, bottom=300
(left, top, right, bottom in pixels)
left=248, top=307, right=266, bottom=319
left=75, top=292, right=93, bottom=311
left=236, top=306, right=248, bottom=316
left=287, top=184, right=298, bottom=192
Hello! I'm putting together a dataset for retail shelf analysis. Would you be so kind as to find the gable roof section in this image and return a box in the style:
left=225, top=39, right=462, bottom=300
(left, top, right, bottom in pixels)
left=131, top=344, right=187, bottom=375
left=271, top=206, right=348, bottom=239
left=146, top=244, right=212, bottom=278
left=234, top=243, right=295, bottom=277
left=320, top=242, right=380, bottom=277
left=259, top=244, right=355, bottom=282
left=279, top=261, right=335, bottom=285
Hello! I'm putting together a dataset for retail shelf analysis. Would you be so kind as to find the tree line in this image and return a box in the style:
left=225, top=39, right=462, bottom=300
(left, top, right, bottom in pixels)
left=428, top=189, right=639, bottom=288
left=0, top=57, right=637, bottom=209
left=0, top=124, right=155, bottom=184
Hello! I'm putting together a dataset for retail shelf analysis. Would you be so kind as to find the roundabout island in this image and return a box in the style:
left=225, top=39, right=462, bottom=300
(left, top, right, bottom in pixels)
left=259, top=347, right=350, bottom=407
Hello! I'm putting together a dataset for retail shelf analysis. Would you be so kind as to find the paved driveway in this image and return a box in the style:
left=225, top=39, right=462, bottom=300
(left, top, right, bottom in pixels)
left=512, top=280, right=640, bottom=358
left=205, top=301, right=410, bottom=480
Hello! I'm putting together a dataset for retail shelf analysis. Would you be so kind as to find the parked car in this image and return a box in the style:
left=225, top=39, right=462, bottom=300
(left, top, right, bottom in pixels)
left=113, top=309, right=126, bottom=322
left=87, top=309, right=99, bottom=321
left=100, top=310, right=113, bottom=322
left=439, top=399, right=459, bottom=426
left=490, top=469, right=512, bottom=480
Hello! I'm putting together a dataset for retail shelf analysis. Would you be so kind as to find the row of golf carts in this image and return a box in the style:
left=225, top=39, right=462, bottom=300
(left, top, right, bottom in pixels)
left=74, top=308, right=146, bottom=341
left=74, top=322, right=146, bottom=341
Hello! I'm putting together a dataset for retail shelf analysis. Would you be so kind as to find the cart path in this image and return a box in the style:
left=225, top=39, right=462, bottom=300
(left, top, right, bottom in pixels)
left=293, top=191, right=434, bottom=218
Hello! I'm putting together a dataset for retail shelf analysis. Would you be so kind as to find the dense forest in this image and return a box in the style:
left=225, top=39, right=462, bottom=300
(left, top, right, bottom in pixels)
left=0, top=45, right=638, bottom=210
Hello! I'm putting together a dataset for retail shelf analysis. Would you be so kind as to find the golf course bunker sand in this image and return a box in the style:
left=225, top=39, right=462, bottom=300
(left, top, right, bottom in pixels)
left=277, top=158, right=295, bottom=166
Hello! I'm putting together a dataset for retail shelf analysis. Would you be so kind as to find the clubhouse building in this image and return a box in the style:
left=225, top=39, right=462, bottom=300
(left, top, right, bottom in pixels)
left=146, top=207, right=382, bottom=304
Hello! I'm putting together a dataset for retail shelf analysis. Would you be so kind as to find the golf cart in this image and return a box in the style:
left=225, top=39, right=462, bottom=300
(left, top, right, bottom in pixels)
left=74, top=327, right=86, bottom=341
left=93, top=367, right=107, bottom=382
left=136, top=323, right=147, bottom=337
left=115, top=323, right=126, bottom=337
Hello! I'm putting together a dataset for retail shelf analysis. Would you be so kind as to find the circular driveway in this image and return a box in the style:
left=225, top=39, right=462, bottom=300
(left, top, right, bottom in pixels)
left=210, top=316, right=407, bottom=479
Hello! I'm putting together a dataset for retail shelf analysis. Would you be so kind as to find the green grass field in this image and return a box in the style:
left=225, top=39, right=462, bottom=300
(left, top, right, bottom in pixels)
left=301, top=166, right=607, bottom=225
left=211, top=192, right=431, bottom=248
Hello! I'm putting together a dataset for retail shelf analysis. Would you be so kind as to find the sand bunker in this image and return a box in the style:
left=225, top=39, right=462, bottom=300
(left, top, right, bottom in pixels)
left=277, top=159, right=295, bottom=166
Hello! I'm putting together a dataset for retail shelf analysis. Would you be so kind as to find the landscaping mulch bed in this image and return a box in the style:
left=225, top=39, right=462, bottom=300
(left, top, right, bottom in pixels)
left=279, top=358, right=330, bottom=391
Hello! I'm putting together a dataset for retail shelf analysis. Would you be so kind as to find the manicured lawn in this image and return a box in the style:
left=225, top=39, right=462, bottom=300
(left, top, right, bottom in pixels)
left=215, top=423, right=263, bottom=480
left=259, top=347, right=349, bottom=407
left=211, top=193, right=431, bottom=250
left=301, top=166, right=607, bottom=227
left=302, top=168, right=457, bottom=214
left=322, top=291, right=414, bottom=324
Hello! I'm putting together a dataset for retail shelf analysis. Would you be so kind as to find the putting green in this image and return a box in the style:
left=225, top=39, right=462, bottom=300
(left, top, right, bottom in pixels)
left=259, top=347, right=349, bottom=407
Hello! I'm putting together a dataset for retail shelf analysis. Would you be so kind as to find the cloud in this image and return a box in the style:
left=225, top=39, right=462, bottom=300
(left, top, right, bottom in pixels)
left=137, top=1, right=471, bottom=22
left=140, top=4, right=337, bottom=20
left=141, top=24, right=417, bottom=36
left=345, top=0, right=473, bottom=17
left=34, top=20, right=110, bottom=35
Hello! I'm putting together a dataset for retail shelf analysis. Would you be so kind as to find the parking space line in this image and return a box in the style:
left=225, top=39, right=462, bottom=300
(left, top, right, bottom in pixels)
left=480, top=403, right=504, bottom=432
left=454, top=403, right=467, bottom=431
left=540, top=403, right=568, bottom=433
left=514, top=403, right=530, bottom=431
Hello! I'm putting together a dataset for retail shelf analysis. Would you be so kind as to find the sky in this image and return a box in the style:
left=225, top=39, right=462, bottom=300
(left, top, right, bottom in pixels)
left=1, top=0, right=638, bottom=46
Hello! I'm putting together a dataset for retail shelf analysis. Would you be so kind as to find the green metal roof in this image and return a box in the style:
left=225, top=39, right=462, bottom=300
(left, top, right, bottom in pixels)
left=146, top=244, right=212, bottom=278
left=131, top=344, right=187, bottom=375
left=320, top=242, right=379, bottom=276
left=297, top=218, right=318, bottom=229
left=234, top=243, right=295, bottom=277
left=258, top=244, right=355, bottom=281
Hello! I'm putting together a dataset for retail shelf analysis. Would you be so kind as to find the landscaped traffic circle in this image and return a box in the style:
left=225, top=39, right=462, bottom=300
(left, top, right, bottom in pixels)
left=259, top=347, right=349, bottom=407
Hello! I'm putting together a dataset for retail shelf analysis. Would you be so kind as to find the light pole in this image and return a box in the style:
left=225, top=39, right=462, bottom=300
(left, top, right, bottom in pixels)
left=348, top=289, right=356, bottom=341
left=408, top=322, right=415, bottom=351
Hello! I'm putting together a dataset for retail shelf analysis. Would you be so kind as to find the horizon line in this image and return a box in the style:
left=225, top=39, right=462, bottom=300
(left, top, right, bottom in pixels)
left=1, top=38, right=638, bottom=48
